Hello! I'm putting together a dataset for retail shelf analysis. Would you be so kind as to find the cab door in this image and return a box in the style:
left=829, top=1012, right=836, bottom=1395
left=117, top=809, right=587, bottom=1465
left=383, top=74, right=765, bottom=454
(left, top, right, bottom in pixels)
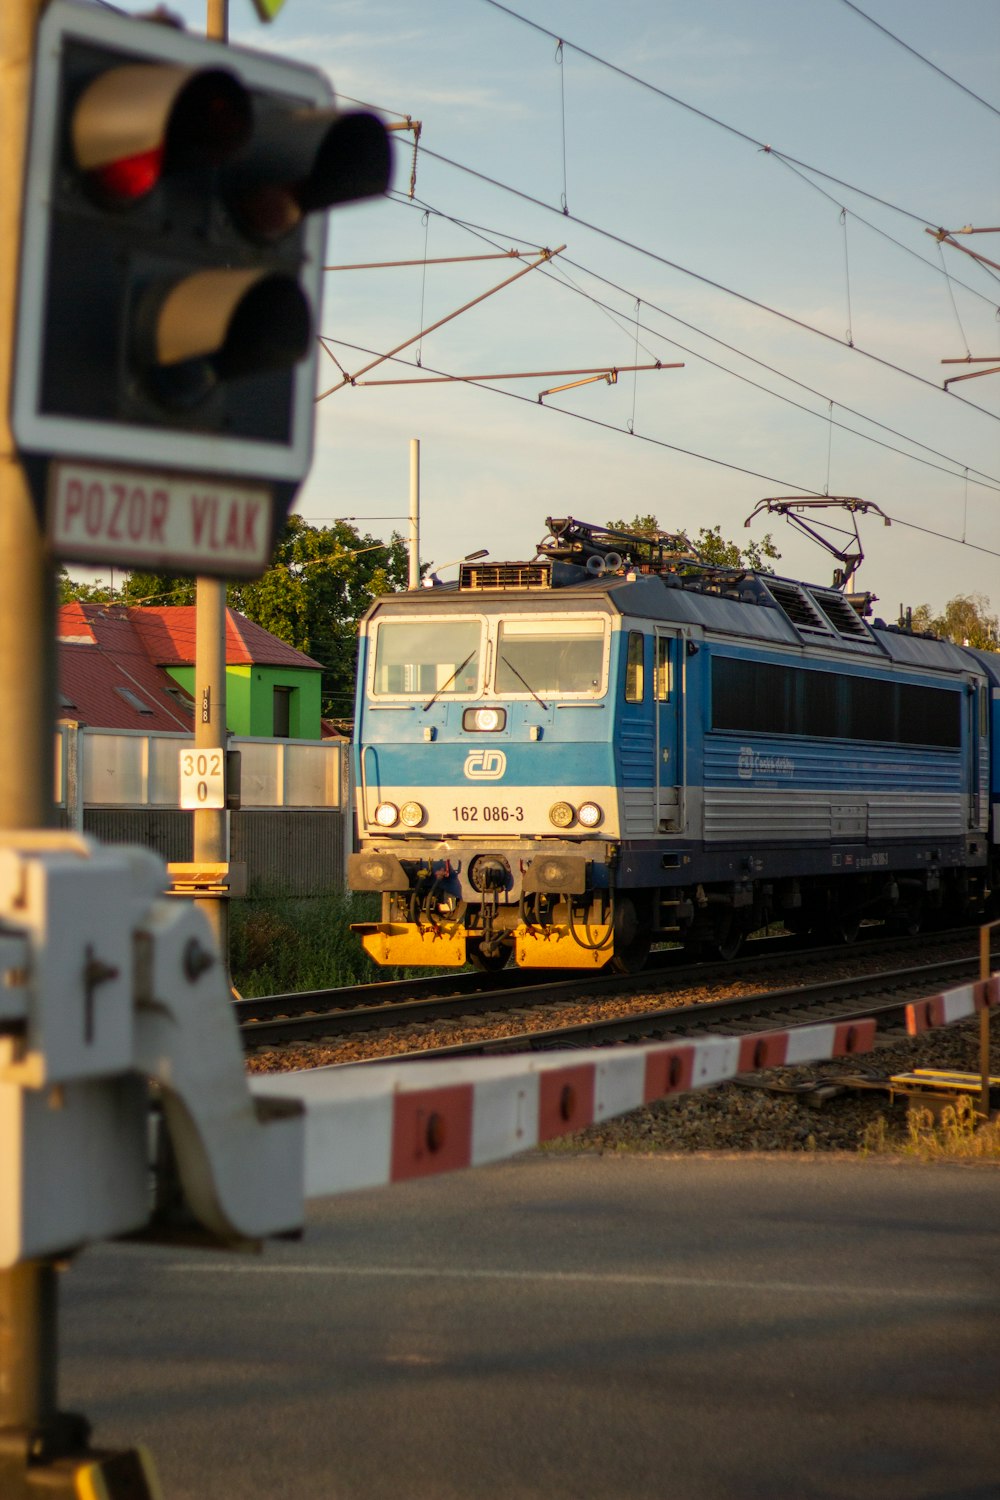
left=655, top=628, right=683, bottom=833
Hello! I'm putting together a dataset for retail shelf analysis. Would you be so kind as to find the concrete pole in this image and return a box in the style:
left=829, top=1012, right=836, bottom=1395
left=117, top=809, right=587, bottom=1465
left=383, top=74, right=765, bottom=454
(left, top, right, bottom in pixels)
left=0, top=0, right=61, bottom=1440
left=408, top=438, right=420, bottom=590
left=193, top=0, right=230, bottom=954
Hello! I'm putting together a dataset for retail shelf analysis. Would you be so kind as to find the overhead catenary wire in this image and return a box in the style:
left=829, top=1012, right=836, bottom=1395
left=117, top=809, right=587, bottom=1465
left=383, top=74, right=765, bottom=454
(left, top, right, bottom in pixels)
left=763, top=154, right=999, bottom=313
left=476, top=0, right=999, bottom=228
left=934, top=235, right=973, bottom=358
left=323, top=337, right=1000, bottom=566
left=321, top=13, right=1000, bottom=567
left=382, top=195, right=1000, bottom=494
left=336, top=18, right=1000, bottom=479
left=555, top=38, right=569, bottom=214
left=469, top=0, right=1000, bottom=334
left=835, top=0, right=1000, bottom=121
left=410, top=143, right=1000, bottom=427
left=323, top=336, right=859, bottom=495
left=840, top=209, right=854, bottom=348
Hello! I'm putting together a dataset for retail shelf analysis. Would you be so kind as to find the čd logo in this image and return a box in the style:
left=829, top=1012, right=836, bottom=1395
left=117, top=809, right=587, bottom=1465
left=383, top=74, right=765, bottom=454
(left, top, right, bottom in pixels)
left=464, top=749, right=506, bottom=780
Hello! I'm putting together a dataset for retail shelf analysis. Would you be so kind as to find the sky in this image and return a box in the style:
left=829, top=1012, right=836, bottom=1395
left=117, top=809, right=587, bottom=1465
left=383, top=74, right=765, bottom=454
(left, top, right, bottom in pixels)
left=114, top=0, right=1000, bottom=614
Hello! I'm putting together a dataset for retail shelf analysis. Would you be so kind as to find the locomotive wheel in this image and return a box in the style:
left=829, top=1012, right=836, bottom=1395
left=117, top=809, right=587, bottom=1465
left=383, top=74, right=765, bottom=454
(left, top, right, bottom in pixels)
left=469, top=941, right=511, bottom=972
left=610, top=931, right=651, bottom=974
left=836, top=915, right=861, bottom=945
left=708, top=914, right=744, bottom=962
left=609, top=896, right=652, bottom=974
left=892, top=905, right=922, bottom=939
left=825, top=905, right=860, bottom=945
left=685, top=912, right=744, bottom=961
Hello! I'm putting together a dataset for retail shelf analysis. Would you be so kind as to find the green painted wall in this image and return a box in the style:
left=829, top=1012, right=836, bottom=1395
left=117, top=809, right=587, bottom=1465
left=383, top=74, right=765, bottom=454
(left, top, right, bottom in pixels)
left=166, top=664, right=322, bottom=738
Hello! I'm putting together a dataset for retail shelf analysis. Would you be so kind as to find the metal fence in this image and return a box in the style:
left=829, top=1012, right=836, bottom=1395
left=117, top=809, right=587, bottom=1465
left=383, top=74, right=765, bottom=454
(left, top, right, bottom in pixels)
left=55, top=724, right=351, bottom=896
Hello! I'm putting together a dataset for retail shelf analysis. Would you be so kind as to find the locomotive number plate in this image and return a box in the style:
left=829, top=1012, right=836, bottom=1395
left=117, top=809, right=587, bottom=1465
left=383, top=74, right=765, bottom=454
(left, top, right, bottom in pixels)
left=451, top=804, right=525, bottom=824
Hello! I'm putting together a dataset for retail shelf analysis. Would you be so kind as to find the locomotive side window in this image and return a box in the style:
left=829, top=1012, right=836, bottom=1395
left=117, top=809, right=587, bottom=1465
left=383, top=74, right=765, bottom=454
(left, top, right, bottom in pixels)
left=494, top=618, right=606, bottom=696
left=654, top=636, right=671, bottom=702
left=372, top=619, right=483, bottom=697
left=624, top=632, right=645, bottom=703
left=712, top=656, right=962, bottom=747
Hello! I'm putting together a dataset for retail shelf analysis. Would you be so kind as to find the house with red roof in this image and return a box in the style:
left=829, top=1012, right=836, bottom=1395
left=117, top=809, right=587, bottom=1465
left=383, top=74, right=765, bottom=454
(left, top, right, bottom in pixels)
left=59, top=603, right=324, bottom=738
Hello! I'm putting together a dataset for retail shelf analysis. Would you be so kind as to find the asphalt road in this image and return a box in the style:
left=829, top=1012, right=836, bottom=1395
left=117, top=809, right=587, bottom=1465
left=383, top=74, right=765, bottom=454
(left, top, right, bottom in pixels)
left=60, top=1154, right=999, bottom=1500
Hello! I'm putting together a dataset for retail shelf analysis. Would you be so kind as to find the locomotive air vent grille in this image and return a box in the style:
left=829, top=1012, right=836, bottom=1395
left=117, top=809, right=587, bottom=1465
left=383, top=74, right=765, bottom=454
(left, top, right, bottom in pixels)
left=809, top=589, right=871, bottom=640
left=765, top=579, right=834, bottom=634
left=460, top=561, right=552, bottom=590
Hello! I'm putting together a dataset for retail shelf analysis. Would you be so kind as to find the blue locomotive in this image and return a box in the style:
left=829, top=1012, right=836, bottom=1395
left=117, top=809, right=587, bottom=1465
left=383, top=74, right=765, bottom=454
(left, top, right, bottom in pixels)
left=348, top=517, right=996, bottom=970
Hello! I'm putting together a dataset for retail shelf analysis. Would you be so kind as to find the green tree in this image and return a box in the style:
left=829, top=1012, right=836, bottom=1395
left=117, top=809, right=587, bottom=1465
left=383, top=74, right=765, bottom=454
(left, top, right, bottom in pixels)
left=908, top=593, right=999, bottom=650
left=607, top=515, right=780, bottom=572
left=228, top=516, right=409, bottom=716
left=120, top=573, right=196, bottom=606
left=58, top=567, right=117, bottom=604
left=58, top=566, right=195, bottom=606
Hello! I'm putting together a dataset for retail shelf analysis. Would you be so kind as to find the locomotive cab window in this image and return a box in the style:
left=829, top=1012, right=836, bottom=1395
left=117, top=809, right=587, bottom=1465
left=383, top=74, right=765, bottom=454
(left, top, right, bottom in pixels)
left=371, top=618, right=483, bottom=697
left=494, top=617, right=606, bottom=697
left=624, top=632, right=645, bottom=703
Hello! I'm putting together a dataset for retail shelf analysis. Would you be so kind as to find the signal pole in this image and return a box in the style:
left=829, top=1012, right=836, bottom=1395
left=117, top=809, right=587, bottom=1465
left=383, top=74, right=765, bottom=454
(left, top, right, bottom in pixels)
left=0, top=0, right=54, bottom=836
left=0, top=0, right=64, bottom=1474
left=194, top=0, right=230, bottom=956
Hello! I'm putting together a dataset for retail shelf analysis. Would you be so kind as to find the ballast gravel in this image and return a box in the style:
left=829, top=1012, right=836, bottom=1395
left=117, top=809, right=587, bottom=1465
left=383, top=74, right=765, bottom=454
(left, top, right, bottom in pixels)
left=554, top=1019, right=999, bottom=1157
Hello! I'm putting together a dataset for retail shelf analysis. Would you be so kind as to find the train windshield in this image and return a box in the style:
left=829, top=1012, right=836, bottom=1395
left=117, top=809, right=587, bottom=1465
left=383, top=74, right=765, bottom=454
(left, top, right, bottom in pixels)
left=371, top=618, right=483, bottom=697
left=494, top=617, right=606, bottom=697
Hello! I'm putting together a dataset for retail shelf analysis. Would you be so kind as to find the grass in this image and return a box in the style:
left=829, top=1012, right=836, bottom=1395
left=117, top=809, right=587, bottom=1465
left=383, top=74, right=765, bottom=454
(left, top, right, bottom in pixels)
left=862, top=1096, right=1000, bottom=1161
left=229, top=890, right=444, bottom=995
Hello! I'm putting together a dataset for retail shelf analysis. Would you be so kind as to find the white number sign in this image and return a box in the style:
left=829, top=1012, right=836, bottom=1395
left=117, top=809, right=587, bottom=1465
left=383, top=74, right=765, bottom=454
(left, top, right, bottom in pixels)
left=179, top=748, right=226, bottom=810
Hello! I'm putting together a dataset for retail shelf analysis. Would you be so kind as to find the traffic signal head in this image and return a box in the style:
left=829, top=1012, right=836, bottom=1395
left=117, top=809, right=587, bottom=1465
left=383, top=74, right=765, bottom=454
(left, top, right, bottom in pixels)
left=72, top=63, right=253, bottom=199
left=13, top=1, right=392, bottom=578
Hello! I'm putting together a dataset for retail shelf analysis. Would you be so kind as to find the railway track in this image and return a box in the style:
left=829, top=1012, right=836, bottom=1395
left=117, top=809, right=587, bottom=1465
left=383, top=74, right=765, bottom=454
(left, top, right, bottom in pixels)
left=239, top=926, right=988, bottom=1058
left=338, top=957, right=968, bottom=1065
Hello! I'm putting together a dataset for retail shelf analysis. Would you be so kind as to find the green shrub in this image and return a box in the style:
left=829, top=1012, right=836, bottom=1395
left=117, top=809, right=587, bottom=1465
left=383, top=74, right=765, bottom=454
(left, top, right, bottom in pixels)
left=229, top=891, right=453, bottom=994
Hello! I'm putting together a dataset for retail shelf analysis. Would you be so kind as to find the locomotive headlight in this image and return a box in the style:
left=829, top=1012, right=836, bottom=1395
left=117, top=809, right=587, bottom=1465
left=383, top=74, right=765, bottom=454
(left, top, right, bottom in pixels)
left=400, top=800, right=425, bottom=828
left=577, top=801, right=603, bottom=828
left=463, top=707, right=507, bottom=732
left=373, top=801, right=399, bottom=827
left=549, top=800, right=575, bottom=829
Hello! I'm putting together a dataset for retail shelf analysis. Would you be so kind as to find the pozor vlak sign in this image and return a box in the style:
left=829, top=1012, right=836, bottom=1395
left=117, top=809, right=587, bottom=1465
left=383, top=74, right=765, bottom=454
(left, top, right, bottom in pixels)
left=13, top=0, right=391, bottom=578
left=50, top=463, right=272, bottom=576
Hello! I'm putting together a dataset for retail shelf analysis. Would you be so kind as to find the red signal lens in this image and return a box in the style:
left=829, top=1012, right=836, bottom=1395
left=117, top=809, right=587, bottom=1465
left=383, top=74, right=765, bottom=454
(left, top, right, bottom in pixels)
left=91, top=145, right=165, bottom=202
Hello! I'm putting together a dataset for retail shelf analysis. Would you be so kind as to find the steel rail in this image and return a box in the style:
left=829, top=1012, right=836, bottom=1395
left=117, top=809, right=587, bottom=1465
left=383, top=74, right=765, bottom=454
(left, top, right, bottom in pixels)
left=336, top=955, right=979, bottom=1066
left=238, top=930, right=984, bottom=1053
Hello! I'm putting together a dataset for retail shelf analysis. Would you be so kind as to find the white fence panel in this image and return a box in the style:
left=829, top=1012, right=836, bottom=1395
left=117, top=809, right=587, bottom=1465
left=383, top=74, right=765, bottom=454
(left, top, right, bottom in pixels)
left=56, top=725, right=343, bottom=810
